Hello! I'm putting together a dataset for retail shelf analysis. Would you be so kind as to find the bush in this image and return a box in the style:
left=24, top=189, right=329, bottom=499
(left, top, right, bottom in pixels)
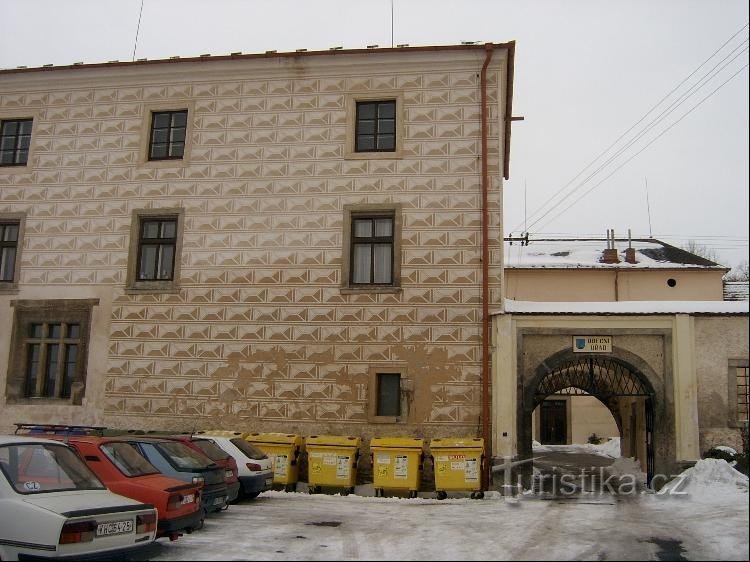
left=587, top=433, right=603, bottom=445
left=703, top=447, right=737, bottom=463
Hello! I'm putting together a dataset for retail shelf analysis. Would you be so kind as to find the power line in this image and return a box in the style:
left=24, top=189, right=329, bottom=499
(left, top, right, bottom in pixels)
left=509, top=23, right=750, bottom=234
left=533, top=62, right=749, bottom=232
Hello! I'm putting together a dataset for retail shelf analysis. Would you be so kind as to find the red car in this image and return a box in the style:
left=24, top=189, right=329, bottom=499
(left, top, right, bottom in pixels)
left=159, top=434, right=241, bottom=504
left=15, top=424, right=203, bottom=540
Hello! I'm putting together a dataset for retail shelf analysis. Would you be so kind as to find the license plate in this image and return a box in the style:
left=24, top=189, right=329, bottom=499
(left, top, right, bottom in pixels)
left=265, top=478, right=273, bottom=486
left=213, top=496, right=225, bottom=506
left=181, top=494, right=195, bottom=504
left=96, top=520, right=133, bottom=536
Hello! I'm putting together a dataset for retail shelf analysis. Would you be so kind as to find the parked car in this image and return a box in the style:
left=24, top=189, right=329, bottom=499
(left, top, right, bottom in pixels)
left=13, top=425, right=203, bottom=539
left=196, top=431, right=274, bottom=499
left=0, top=435, right=157, bottom=561
left=114, top=436, right=228, bottom=516
left=158, top=434, right=241, bottom=504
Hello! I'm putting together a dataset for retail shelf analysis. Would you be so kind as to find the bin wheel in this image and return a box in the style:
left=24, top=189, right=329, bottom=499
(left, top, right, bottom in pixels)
left=408, top=490, right=418, bottom=499
left=436, top=491, right=448, bottom=500
left=470, top=491, right=485, bottom=500
left=308, top=486, right=318, bottom=495
left=285, top=484, right=296, bottom=493
left=374, top=488, right=381, bottom=498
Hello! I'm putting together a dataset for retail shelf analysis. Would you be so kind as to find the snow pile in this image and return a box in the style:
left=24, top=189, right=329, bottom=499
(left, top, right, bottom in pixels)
left=591, top=437, right=621, bottom=458
left=604, top=456, right=647, bottom=489
left=660, top=458, right=749, bottom=497
left=713, top=445, right=738, bottom=455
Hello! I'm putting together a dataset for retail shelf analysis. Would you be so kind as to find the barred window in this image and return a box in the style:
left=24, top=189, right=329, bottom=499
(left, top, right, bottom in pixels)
left=737, top=366, right=749, bottom=424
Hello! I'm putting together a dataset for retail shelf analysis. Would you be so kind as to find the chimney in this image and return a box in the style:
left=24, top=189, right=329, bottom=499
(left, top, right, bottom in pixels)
left=601, top=229, right=620, bottom=263
left=624, top=228, right=637, bottom=264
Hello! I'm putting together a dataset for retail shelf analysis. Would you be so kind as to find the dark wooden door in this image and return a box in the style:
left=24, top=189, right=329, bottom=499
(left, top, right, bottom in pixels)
left=540, top=399, right=567, bottom=445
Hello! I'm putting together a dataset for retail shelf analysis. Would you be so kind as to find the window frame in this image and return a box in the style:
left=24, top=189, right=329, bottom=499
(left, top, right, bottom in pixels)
left=728, top=359, right=749, bottom=428
left=126, top=208, right=185, bottom=294
left=368, top=365, right=410, bottom=423
left=0, top=212, right=25, bottom=292
left=355, top=100, right=397, bottom=153
left=341, top=204, right=402, bottom=294
left=345, top=92, right=404, bottom=160
left=138, top=102, right=194, bottom=167
left=5, top=299, right=98, bottom=406
left=0, top=118, right=33, bottom=166
left=147, top=110, right=188, bottom=161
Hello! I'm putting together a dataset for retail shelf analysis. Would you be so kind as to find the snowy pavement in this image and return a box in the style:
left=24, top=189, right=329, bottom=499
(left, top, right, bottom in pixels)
left=123, top=458, right=749, bottom=561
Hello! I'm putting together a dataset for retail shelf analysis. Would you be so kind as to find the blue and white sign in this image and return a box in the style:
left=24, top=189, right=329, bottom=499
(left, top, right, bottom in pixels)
left=572, top=336, right=612, bottom=353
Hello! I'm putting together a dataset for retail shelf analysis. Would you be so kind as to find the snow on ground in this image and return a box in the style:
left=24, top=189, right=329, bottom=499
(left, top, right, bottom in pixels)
left=532, top=438, right=621, bottom=458
left=124, top=457, right=749, bottom=561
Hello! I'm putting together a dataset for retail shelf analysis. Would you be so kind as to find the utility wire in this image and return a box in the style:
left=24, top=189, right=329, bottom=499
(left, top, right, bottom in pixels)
left=509, top=23, right=750, bottom=234
left=534, top=63, right=749, bottom=232
left=523, top=42, right=749, bottom=233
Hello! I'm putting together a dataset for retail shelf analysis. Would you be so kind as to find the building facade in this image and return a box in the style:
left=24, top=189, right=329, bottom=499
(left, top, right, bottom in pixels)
left=0, top=44, right=515, bottom=453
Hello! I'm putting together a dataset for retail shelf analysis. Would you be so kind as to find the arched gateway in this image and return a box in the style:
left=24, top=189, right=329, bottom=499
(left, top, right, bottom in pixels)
left=519, top=350, right=658, bottom=485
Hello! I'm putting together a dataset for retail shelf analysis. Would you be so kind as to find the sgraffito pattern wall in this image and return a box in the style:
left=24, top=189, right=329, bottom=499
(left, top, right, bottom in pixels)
left=0, top=50, right=508, bottom=436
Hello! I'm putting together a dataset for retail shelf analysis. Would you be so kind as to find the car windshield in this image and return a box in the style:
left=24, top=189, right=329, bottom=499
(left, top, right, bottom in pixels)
left=0, top=443, right=105, bottom=494
left=230, top=438, right=268, bottom=460
left=101, top=442, right=160, bottom=477
left=193, top=439, right=230, bottom=461
left=155, top=441, right=212, bottom=470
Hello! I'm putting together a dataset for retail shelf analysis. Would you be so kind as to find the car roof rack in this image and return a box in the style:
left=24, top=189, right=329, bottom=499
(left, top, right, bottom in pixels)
left=14, top=423, right=107, bottom=436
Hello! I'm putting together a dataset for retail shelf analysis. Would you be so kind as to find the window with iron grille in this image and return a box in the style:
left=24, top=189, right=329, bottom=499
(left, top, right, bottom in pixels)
left=0, top=118, right=32, bottom=165
left=136, top=217, right=177, bottom=281
left=376, top=373, right=401, bottom=417
left=737, top=365, right=749, bottom=424
left=355, top=101, right=396, bottom=152
left=0, top=222, right=19, bottom=282
left=350, top=214, right=394, bottom=285
left=148, top=110, right=187, bottom=160
left=5, top=299, right=96, bottom=405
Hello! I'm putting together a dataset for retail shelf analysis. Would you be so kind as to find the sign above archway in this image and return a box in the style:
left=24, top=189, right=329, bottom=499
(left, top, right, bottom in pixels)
left=573, top=336, right=612, bottom=353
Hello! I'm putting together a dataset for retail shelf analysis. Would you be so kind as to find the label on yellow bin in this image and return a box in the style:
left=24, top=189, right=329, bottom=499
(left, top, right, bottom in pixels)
left=336, top=456, right=350, bottom=479
left=465, top=458, right=479, bottom=481
left=274, top=454, right=288, bottom=477
left=394, top=455, right=408, bottom=479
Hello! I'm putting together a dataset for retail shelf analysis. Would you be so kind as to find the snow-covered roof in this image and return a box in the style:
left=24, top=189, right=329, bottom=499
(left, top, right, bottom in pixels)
left=724, top=281, right=750, bottom=301
left=504, top=238, right=726, bottom=270
left=496, top=299, right=749, bottom=315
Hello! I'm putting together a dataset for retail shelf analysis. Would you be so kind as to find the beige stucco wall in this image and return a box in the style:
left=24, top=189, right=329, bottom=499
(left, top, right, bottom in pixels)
left=0, top=47, right=510, bottom=439
left=505, top=268, right=725, bottom=302
left=693, top=315, right=748, bottom=453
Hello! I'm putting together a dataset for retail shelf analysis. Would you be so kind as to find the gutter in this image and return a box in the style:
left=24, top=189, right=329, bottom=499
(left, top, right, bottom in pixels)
left=480, top=43, right=494, bottom=491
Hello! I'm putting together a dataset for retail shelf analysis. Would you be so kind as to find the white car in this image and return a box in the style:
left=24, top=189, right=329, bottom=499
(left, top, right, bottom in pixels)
left=195, top=432, right=273, bottom=499
left=0, top=435, right=157, bottom=561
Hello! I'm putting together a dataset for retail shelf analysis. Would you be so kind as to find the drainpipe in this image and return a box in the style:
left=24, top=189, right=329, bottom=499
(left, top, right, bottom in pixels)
left=480, top=43, right=494, bottom=491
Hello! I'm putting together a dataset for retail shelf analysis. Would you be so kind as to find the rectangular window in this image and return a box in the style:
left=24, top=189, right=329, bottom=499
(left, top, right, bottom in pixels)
left=351, top=215, right=394, bottom=285
left=137, top=218, right=177, bottom=281
left=376, top=373, right=401, bottom=417
left=737, top=366, right=749, bottom=424
left=148, top=110, right=187, bottom=160
left=0, top=222, right=19, bottom=282
left=355, top=100, right=396, bottom=152
left=6, top=299, right=96, bottom=405
left=0, top=118, right=32, bottom=166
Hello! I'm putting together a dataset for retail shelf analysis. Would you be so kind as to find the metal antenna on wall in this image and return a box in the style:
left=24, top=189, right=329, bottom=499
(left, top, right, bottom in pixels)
left=644, top=177, right=653, bottom=238
left=390, top=0, right=394, bottom=47
left=132, top=0, right=145, bottom=62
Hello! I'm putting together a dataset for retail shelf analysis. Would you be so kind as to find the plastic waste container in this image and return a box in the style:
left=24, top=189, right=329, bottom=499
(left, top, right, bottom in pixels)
left=304, top=435, right=361, bottom=495
left=369, top=437, right=424, bottom=498
left=245, top=432, right=303, bottom=492
left=429, top=437, right=485, bottom=500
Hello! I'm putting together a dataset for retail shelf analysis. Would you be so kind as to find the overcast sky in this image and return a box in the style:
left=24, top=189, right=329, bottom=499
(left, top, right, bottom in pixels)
left=1, top=0, right=748, bottom=268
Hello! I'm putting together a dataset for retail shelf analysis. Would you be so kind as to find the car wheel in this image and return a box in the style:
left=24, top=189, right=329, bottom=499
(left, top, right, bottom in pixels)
left=246, top=492, right=260, bottom=499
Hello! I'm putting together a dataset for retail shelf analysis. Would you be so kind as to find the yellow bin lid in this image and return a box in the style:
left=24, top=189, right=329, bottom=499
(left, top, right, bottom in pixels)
left=246, top=432, right=302, bottom=446
left=196, top=430, right=249, bottom=438
left=429, top=437, right=484, bottom=451
left=305, top=435, right=361, bottom=447
left=370, top=437, right=424, bottom=449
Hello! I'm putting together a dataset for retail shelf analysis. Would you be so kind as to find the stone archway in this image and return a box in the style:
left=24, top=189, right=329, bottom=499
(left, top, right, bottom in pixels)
left=519, top=348, right=660, bottom=486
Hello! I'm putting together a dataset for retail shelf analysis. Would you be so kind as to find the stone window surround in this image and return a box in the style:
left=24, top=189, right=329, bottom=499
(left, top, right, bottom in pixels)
left=125, top=207, right=185, bottom=294
left=0, top=110, right=41, bottom=174
left=344, top=91, right=405, bottom=160
left=0, top=211, right=26, bottom=293
left=367, top=364, right=412, bottom=424
left=727, top=359, right=749, bottom=428
left=5, top=298, right=98, bottom=406
left=137, top=101, right=196, bottom=168
left=340, top=203, right=402, bottom=294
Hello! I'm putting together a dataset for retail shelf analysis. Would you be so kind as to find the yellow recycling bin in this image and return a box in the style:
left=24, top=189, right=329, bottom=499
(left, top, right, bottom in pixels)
left=430, top=437, right=485, bottom=500
left=304, top=435, right=361, bottom=495
left=369, top=437, right=424, bottom=498
left=245, top=432, right=303, bottom=492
